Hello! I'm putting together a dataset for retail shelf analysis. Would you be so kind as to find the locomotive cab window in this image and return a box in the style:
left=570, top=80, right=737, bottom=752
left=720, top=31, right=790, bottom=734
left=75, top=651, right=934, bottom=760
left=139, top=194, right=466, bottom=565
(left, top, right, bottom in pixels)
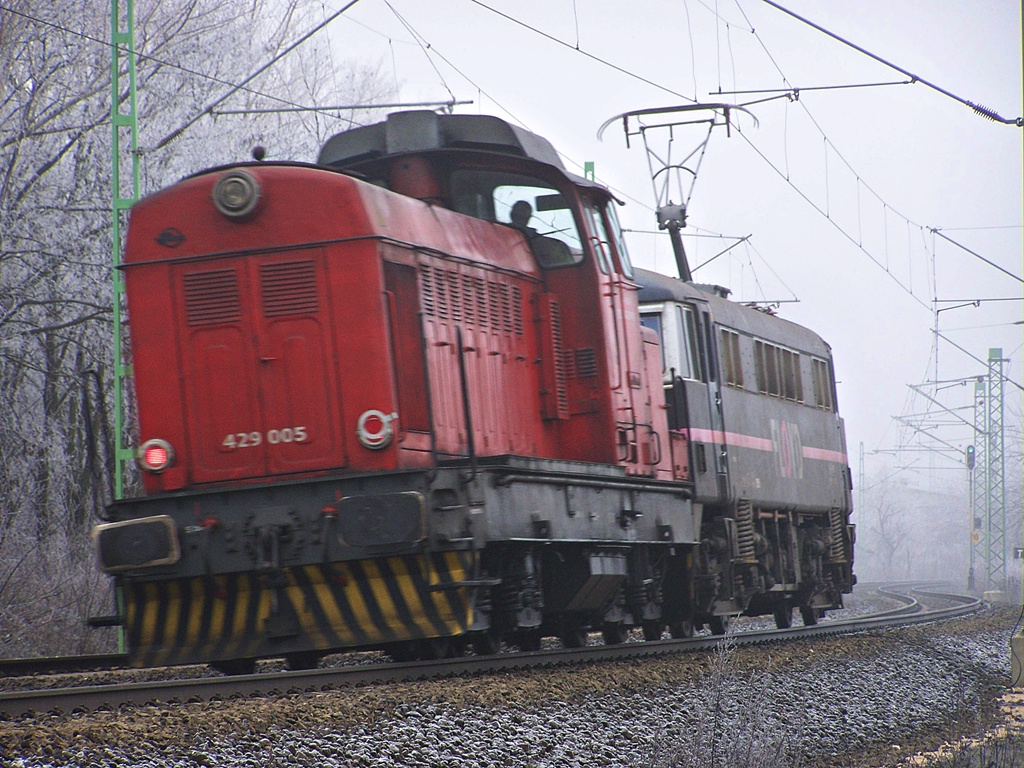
left=640, top=311, right=667, bottom=373
left=682, top=305, right=704, bottom=381
left=655, top=303, right=704, bottom=382
left=584, top=199, right=634, bottom=277
left=449, top=170, right=584, bottom=269
left=603, top=203, right=634, bottom=278
left=582, top=201, right=613, bottom=274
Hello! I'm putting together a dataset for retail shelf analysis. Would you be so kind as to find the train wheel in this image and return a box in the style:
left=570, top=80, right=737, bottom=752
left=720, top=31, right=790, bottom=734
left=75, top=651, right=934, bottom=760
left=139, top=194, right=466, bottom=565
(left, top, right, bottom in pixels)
left=284, top=651, right=321, bottom=671
left=518, top=630, right=542, bottom=652
left=471, top=631, right=502, bottom=656
left=211, top=658, right=256, bottom=676
left=642, top=620, right=664, bottom=641
left=387, top=641, right=419, bottom=662
left=799, top=606, right=819, bottom=626
left=448, top=635, right=468, bottom=658
left=708, top=616, right=730, bottom=636
left=421, top=636, right=452, bottom=660
left=773, top=606, right=794, bottom=630
left=602, top=622, right=627, bottom=645
left=668, top=620, right=694, bottom=639
left=561, top=624, right=589, bottom=649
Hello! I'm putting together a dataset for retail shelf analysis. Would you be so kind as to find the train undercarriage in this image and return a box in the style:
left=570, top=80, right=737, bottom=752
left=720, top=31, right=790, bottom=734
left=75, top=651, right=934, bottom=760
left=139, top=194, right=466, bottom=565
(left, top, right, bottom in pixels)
left=97, top=455, right=853, bottom=672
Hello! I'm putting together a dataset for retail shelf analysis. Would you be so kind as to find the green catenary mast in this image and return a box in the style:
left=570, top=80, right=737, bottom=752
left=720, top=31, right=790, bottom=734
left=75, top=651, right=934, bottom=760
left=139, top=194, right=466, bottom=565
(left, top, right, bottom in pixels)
left=111, top=0, right=139, bottom=500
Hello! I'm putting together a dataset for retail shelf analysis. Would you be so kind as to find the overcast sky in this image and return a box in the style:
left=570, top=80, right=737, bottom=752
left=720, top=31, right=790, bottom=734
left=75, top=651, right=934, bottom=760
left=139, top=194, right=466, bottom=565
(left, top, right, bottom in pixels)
left=317, top=0, right=1022, bottom=486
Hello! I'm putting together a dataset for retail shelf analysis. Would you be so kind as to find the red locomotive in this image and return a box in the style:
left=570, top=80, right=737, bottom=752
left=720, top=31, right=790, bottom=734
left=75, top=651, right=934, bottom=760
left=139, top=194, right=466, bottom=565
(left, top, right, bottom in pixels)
left=92, top=111, right=854, bottom=670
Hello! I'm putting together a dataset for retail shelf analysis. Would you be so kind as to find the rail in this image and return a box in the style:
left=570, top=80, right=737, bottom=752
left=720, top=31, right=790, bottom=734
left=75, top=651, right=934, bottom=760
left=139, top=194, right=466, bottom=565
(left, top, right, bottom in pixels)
left=0, top=583, right=984, bottom=720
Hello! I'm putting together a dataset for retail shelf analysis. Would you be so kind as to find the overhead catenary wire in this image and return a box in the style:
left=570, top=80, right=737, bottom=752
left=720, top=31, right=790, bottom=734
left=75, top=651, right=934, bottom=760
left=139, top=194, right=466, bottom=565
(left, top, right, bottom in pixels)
left=352, top=1, right=652, bottom=217
left=716, top=79, right=913, bottom=97
left=380, top=0, right=1010, bottom=321
left=211, top=100, right=472, bottom=116
left=728, top=0, right=1022, bottom=325
left=935, top=331, right=1023, bottom=392
left=935, top=297, right=1024, bottom=304
left=464, top=0, right=697, bottom=102
left=761, top=0, right=1024, bottom=127
left=735, top=129, right=931, bottom=311
left=727, top=0, right=939, bottom=307
left=930, top=229, right=1023, bottom=284
left=383, top=1, right=457, bottom=103
left=154, top=0, right=364, bottom=150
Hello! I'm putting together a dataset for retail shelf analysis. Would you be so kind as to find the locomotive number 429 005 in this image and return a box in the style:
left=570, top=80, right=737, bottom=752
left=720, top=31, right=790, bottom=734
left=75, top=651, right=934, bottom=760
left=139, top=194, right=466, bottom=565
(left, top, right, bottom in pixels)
left=222, top=427, right=308, bottom=449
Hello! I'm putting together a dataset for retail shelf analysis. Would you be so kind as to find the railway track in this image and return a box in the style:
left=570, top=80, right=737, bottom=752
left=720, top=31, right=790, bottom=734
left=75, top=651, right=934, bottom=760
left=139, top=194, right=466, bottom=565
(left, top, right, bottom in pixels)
left=0, top=653, right=128, bottom=678
left=0, top=583, right=982, bottom=720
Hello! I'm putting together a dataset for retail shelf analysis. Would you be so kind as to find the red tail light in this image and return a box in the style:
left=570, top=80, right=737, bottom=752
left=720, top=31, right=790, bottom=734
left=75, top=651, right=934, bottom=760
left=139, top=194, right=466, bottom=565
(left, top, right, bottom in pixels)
left=138, top=439, right=174, bottom=472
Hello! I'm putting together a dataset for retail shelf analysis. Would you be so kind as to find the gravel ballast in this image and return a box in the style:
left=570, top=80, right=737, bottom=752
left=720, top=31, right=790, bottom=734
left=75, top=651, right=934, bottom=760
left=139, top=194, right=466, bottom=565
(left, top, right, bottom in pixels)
left=0, top=606, right=1014, bottom=768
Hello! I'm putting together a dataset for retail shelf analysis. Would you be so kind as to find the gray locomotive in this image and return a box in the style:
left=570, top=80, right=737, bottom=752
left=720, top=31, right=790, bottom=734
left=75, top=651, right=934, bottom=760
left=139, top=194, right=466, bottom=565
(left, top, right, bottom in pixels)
left=636, top=267, right=854, bottom=632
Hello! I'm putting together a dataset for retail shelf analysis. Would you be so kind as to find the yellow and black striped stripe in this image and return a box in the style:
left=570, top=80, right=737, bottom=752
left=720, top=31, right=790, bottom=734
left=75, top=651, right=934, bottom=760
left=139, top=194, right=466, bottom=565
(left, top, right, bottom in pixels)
left=123, top=551, right=474, bottom=667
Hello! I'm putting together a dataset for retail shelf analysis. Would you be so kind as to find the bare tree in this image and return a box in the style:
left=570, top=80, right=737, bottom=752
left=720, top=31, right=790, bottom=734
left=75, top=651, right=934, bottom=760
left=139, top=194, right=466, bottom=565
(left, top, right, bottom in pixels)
left=0, top=0, right=393, bottom=657
left=854, top=472, right=916, bottom=581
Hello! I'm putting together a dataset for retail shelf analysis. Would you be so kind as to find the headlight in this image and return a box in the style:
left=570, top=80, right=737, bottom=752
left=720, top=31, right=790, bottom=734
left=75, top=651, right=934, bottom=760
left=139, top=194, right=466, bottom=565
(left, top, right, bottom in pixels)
left=212, top=170, right=261, bottom=218
left=92, top=515, right=180, bottom=573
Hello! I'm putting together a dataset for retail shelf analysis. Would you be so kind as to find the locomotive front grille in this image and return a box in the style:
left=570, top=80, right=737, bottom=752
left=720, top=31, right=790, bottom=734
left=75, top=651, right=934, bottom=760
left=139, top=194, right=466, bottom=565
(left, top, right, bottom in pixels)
left=183, top=269, right=241, bottom=326
left=260, top=259, right=319, bottom=317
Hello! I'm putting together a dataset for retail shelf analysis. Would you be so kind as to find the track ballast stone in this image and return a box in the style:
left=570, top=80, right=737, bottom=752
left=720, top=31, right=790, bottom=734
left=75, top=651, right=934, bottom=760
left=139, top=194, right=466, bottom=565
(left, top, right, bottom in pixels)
left=0, top=605, right=1012, bottom=768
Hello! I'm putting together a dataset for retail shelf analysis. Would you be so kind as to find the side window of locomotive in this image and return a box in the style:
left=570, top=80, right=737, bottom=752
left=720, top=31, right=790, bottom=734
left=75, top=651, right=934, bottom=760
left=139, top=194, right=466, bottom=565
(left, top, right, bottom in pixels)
left=448, top=170, right=584, bottom=269
left=720, top=329, right=744, bottom=388
left=640, top=312, right=666, bottom=372
left=582, top=202, right=613, bottom=273
left=811, top=357, right=834, bottom=411
left=675, top=305, right=702, bottom=381
left=755, top=340, right=803, bottom=402
left=782, top=349, right=803, bottom=401
left=603, top=203, right=635, bottom=278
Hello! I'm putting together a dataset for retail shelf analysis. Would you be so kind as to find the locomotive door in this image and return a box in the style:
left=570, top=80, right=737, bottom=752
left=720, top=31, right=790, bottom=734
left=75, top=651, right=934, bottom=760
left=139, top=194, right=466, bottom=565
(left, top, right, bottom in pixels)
left=670, top=302, right=728, bottom=503
left=584, top=198, right=651, bottom=473
left=175, top=252, right=345, bottom=484
left=699, top=307, right=730, bottom=500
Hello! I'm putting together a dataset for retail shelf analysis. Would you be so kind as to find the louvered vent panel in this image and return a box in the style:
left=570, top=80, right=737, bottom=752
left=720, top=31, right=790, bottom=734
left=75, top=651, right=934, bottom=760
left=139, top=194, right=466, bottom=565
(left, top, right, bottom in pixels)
left=575, top=347, right=598, bottom=378
left=500, top=284, right=513, bottom=333
left=561, top=350, right=577, bottom=380
left=462, top=275, right=475, bottom=325
left=260, top=260, right=318, bottom=317
left=448, top=271, right=462, bottom=322
left=420, top=265, right=435, bottom=316
left=549, top=301, right=569, bottom=417
left=183, top=270, right=241, bottom=326
left=511, top=286, right=523, bottom=334
left=486, top=284, right=499, bottom=329
left=475, top=277, right=488, bottom=328
left=434, top=268, right=449, bottom=320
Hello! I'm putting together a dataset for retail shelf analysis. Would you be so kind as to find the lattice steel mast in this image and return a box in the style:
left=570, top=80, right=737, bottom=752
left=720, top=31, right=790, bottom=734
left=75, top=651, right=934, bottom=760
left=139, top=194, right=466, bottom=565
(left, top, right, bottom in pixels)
left=985, top=348, right=1008, bottom=592
left=970, top=379, right=986, bottom=590
left=111, top=0, right=139, bottom=500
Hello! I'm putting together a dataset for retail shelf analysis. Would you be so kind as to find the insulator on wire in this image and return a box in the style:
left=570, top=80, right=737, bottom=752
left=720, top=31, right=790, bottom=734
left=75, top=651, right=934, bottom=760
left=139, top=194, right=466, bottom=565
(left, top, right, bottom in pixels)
left=968, top=102, right=1001, bottom=122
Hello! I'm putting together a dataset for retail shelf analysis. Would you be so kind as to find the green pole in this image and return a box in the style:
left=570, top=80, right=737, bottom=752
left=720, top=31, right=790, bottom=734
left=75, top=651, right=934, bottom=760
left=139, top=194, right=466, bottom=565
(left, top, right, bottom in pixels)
left=111, top=0, right=139, bottom=655
left=111, top=0, right=139, bottom=499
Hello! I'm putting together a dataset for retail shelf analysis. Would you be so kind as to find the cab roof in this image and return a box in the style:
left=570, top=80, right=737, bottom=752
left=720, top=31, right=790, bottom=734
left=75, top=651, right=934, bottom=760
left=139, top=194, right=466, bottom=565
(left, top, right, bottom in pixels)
left=318, top=111, right=566, bottom=170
